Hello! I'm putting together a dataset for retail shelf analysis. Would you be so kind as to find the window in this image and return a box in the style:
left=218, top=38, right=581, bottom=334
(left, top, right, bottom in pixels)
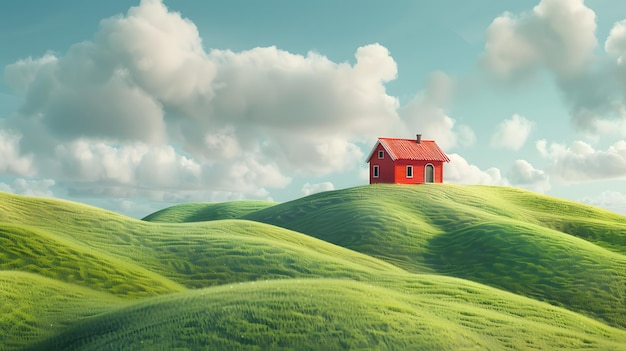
left=378, top=150, right=384, bottom=159
left=425, top=164, right=434, bottom=183
left=406, top=165, right=413, bottom=178
left=373, top=165, right=379, bottom=178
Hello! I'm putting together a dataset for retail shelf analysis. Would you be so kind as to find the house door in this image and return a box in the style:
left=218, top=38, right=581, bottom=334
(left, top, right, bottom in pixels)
left=425, top=164, right=434, bottom=183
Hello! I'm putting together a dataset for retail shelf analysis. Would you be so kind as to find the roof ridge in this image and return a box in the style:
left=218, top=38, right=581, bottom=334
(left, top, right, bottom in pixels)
left=370, top=137, right=450, bottom=163
left=379, top=137, right=435, bottom=141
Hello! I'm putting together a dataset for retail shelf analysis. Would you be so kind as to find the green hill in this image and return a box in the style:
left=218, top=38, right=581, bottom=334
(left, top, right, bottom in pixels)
left=0, top=271, right=128, bottom=350
left=25, top=279, right=626, bottom=351
left=0, top=222, right=185, bottom=297
left=142, top=200, right=276, bottom=223
left=0, top=193, right=404, bottom=291
left=2, top=185, right=626, bottom=349
left=243, top=184, right=626, bottom=327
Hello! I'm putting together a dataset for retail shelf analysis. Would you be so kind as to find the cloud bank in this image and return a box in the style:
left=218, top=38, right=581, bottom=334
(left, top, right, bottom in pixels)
left=537, top=139, right=626, bottom=181
left=482, top=0, right=626, bottom=138
left=2, top=0, right=415, bottom=200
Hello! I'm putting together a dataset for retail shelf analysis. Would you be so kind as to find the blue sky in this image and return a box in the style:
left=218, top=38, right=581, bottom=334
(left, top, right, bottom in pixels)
left=1, top=0, right=626, bottom=217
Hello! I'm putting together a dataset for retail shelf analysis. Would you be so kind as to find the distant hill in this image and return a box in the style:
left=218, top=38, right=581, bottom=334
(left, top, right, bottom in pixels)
left=142, top=200, right=275, bottom=223
left=2, top=185, right=626, bottom=349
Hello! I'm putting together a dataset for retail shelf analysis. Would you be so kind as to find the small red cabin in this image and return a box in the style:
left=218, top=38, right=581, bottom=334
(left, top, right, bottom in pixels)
left=366, top=134, right=450, bottom=184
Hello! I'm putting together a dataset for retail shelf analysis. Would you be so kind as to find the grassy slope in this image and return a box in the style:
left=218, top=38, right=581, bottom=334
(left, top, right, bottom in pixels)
left=243, top=184, right=626, bottom=328
left=0, top=191, right=409, bottom=348
left=142, top=200, right=276, bottom=223
left=27, top=279, right=626, bottom=351
left=0, top=271, right=128, bottom=351
left=0, top=222, right=184, bottom=298
left=0, top=191, right=414, bottom=348
left=3, top=186, right=626, bottom=349
left=482, top=185, right=626, bottom=253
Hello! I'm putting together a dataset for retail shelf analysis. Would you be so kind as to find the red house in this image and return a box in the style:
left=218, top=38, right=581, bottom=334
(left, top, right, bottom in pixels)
left=366, top=134, right=450, bottom=184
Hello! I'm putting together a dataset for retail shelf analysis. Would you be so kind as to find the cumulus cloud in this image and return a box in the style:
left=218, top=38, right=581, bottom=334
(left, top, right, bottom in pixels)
left=445, top=153, right=508, bottom=185
left=490, top=114, right=535, bottom=150
left=580, top=20, right=626, bottom=137
left=480, top=0, right=626, bottom=138
left=3, top=53, right=58, bottom=94
left=2, top=0, right=410, bottom=201
left=507, top=159, right=551, bottom=193
left=606, top=20, right=626, bottom=68
left=50, top=140, right=289, bottom=197
left=0, top=130, right=34, bottom=175
left=52, top=141, right=200, bottom=186
left=537, top=139, right=626, bottom=181
left=0, top=178, right=55, bottom=197
left=482, top=0, right=597, bottom=80
left=445, top=154, right=551, bottom=194
left=399, top=71, right=475, bottom=150
left=301, top=182, right=335, bottom=196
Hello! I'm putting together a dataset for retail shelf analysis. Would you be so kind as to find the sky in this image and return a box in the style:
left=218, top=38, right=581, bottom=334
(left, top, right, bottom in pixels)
left=1, top=0, right=626, bottom=218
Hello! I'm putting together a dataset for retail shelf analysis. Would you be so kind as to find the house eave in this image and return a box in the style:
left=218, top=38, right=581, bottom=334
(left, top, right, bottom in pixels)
left=365, top=140, right=397, bottom=163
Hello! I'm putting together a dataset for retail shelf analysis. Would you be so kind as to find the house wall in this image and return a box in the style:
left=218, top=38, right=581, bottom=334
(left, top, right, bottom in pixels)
left=368, top=144, right=395, bottom=184
left=435, top=161, right=444, bottom=183
left=393, top=160, right=444, bottom=184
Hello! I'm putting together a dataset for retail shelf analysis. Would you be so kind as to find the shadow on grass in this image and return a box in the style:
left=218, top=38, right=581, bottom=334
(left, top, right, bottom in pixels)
left=424, top=221, right=626, bottom=329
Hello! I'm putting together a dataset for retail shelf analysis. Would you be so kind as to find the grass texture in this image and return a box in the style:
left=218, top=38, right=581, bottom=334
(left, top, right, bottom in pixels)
left=1, top=184, right=626, bottom=349
left=142, top=200, right=275, bottom=223
left=0, top=271, right=127, bottom=350
left=244, top=184, right=626, bottom=328
left=26, top=279, right=626, bottom=351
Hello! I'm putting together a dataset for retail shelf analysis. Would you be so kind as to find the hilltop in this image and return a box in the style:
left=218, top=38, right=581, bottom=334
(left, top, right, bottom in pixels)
left=2, top=185, right=626, bottom=350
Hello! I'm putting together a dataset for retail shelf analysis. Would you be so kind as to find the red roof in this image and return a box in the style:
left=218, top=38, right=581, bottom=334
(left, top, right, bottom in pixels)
left=367, top=138, right=450, bottom=162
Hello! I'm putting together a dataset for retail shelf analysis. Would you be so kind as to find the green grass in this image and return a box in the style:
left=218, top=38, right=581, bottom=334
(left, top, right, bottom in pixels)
left=426, top=220, right=626, bottom=327
left=0, top=206, right=406, bottom=292
left=0, top=223, right=185, bottom=298
left=2, top=185, right=626, bottom=349
left=243, top=184, right=626, bottom=327
left=142, top=200, right=276, bottom=223
left=0, top=271, right=128, bottom=350
left=25, top=278, right=626, bottom=351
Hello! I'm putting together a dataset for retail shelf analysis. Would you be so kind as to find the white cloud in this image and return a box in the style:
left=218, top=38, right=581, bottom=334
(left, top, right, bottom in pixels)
left=481, top=0, right=626, bottom=138
left=490, top=114, right=535, bottom=150
left=482, top=0, right=597, bottom=80
left=508, top=159, right=551, bottom=193
left=537, top=139, right=626, bottom=181
left=605, top=20, right=626, bottom=66
left=301, top=182, right=335, bottom=196
left=602, top=20, right=626, bottom=136
left=580, top=191, right=626, bottom=216
left=3, top=53, right=58, bottom=94
left=50, top=140, right=289, bottom=196
left=444, top=153, right=508, bottom=185
left=3, top=0, right=407, bottom=200
left=357, top=166, right=370, bottom=181
left=399, top=71, right=475, bottom=150
left=0, top=178, right=55, bottom=198
left=446, top=154, right=549, bottom=193
left=0, top=130, right=34, bottom=176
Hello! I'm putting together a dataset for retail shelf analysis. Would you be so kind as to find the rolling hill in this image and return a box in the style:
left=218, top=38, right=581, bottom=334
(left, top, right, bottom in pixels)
left=24, top=279, right=626, bottom=351
left=2, top=184, right=626, bottom=350
left=244, top=184, right=626, bottom=328
left=142, top=200, right=276, bottom=223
